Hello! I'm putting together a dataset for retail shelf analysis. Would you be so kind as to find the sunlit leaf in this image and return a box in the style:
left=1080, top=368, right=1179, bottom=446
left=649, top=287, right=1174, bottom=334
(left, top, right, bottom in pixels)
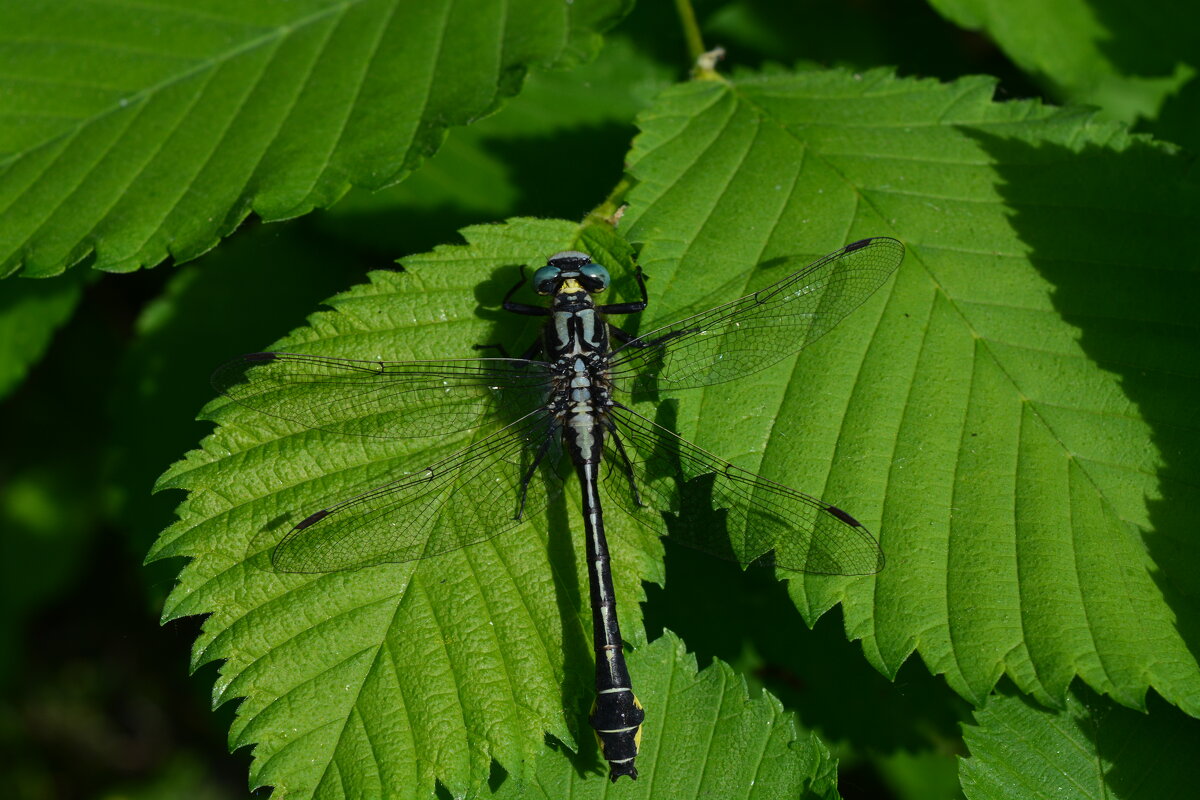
left=619, top=69, right=1200, bottom=718
left=0, top=0, right=631, bottom=277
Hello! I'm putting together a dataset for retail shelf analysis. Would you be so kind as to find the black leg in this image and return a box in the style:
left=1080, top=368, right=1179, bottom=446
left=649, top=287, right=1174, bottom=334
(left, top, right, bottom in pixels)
left=504, top=302, right=551, bottom=316
left=604, top=420, right=644, bottom=506
left=501, top=265, right=551, bottom=317
left=516, top=426, right=557, bottom=518
left=476, top=266, right=550, bottom=355
left=502, top=266, right=528, bottom=303
left=609, top=325, right=637, bottom=345
left=598, top=266, right=648, bottom=315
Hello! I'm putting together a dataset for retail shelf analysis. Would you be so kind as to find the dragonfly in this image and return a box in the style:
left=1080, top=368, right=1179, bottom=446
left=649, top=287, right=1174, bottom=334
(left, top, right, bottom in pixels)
left=213, top=236, right=904, bottom=782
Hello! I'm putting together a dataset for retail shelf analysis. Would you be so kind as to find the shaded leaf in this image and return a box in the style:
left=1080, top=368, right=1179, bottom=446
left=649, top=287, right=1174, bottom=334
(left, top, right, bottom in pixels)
left=873, top=749, right=964, bottom=800
left=927, top=0, right=1200, bottom=148
left=704, top=0, right=1031, bottom=90
left=0, top=283, right=121, bottom=686
left=0, top=269, right=88, bottom=398
left=960, top=684, right=1200, bottom=800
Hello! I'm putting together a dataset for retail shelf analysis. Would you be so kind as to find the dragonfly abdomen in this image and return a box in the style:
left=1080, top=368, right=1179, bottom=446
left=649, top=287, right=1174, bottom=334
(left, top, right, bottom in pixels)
left=577, top=460, right=644, bottom=781
left=591, top=684, right=644, bottom=781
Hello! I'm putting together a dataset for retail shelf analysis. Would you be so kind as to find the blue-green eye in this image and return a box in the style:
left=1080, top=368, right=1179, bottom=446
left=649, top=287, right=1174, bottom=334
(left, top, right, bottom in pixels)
left=532, top=265, right=560, bottom=294
left=580, top=263, right=610, bottom=292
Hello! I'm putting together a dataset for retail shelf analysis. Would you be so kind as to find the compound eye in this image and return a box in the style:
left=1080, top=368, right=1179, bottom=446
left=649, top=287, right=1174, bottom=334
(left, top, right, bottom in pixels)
left=580, top=263, right=610, bottom=292
left=532, top=265, right=561, bottom=294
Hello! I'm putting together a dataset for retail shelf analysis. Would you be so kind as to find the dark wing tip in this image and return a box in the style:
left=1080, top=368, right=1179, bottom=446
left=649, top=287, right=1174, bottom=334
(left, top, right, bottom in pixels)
left=271, top=510, right=332, bottom=573
left=245, top=352, right=278, bottom=361
left=825, top=504, right=861, bottom=527
left=844, top=236, right=906, bottom=257
left=824, top=504, right=886, bottom=575
left=294, top=509, right=329, bottom=530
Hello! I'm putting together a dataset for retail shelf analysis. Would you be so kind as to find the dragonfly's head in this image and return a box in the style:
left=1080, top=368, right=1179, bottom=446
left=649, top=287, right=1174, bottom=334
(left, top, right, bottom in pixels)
left=534, top=251, right=610, bottom=296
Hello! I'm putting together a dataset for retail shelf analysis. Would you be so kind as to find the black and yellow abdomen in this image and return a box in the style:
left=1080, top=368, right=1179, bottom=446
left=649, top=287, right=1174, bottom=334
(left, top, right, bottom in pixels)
left=591, top=686, right=645, bottom=780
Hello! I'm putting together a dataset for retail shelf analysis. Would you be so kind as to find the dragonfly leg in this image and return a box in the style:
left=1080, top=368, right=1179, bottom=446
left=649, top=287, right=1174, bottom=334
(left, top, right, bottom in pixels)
left=608, top=325, right=637, bottom=344
left=597, top=266, right=648, bottom=315
left=498, top=265, right=552, bottom=316
left=477, top=268, right=548, bottom=355
left=515, top=424, right=558, bottom=519
left=603, top=419, right=644, bottom=507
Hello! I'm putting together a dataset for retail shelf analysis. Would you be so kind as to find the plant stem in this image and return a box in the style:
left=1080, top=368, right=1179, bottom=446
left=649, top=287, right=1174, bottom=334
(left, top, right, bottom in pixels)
left=587, top=176, right=633, bottom=228
left=673, top=0, right=706, bottom=66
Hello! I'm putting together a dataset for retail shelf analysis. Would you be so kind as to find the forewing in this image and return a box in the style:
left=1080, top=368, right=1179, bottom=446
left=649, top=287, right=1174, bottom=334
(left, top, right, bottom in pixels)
left=273, top=409, right=563, bottom=573
left=602, top=405, right=883, bottom=576
left=608, top=237, right=904, bottom=392
left=212, top=352, right=551, bottom=439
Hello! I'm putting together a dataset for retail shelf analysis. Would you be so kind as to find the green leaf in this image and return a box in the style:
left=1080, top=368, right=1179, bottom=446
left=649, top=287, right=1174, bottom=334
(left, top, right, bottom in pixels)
left=926, top=1, right=1198, bottom=140
left=618, top=70, right=1200, bottom=716
left=0, top=269, right=88, bottom=398
left=959, top=685, right=1200, bottom=799
left=315, top=33, right=673, bottom=256
left=0, top=0, right=631, bottom=277
left=150, top=217, right=663, bottom=798
left=492, top=632, right=841, bottom=799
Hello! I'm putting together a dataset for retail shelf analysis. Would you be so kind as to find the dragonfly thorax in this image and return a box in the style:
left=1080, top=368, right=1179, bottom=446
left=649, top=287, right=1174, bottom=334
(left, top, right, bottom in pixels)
left=545, top=282, right=611, bottom=360
left=546, top=299, right=614, bottom=468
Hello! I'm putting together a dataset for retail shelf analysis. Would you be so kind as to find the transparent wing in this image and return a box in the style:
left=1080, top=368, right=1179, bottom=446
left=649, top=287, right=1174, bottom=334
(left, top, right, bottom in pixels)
left=273, top=409, right=563, bottom=573
left=608, top=237, right=904, bottom=392
left=213, top=352, right=552, bottom=439
left=601, top=404, right=883, bottom=575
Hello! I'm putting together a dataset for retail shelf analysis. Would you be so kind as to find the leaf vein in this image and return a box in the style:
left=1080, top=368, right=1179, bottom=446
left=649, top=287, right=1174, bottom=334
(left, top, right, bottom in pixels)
left=0, top=0, right=366, bottom=170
